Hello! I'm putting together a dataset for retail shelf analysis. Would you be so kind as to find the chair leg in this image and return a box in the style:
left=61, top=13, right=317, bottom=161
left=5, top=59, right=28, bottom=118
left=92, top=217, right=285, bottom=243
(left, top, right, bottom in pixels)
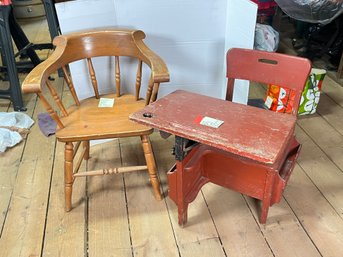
left=83, top=140, right=90, bottom=160
left=141, top=135, right=162, bottom=200
left=64, top=142, right=74, bottom=211
left=178, top=202, right=189, bottom=227
left=259, top=170, right=275, bottom=224
left=260, top=199, right=270, bottom=224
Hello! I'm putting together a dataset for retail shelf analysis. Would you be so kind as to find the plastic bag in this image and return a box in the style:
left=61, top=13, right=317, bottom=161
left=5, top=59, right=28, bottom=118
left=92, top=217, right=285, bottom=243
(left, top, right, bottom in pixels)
left=254, top=23, right=280, bottom=52
left=0, top=128, right=22, bottom=152
left=0, top=112, right=34, bottom=152
left=275, top=0, right=343, bottom=24
left=0, top=112, right=34, bottom=128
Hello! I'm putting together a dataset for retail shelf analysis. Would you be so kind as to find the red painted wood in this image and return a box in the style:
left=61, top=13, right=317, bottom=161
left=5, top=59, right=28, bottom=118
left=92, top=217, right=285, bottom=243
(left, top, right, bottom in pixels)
left=226, top=48, right=312, bottom=115
left=131, top=48, right=311, bottom=225
left=130, top=90, right=301, bottom=225
left=226, top=48, right=311, bottom=94
left=131, top=90, right=296, bottom=164
left=166, top=138, right=300, bottom=225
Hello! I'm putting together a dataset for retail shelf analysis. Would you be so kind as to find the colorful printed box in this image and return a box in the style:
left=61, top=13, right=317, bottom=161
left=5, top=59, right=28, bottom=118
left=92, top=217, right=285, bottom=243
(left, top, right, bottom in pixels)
left=264, top=68, right=326, bottom=115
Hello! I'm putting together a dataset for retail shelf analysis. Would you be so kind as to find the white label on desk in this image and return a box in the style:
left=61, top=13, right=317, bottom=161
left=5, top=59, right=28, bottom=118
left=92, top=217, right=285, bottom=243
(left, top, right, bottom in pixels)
left=198, top=116, right=224, bottom=128
left=98, top=98, right=114, bottom=108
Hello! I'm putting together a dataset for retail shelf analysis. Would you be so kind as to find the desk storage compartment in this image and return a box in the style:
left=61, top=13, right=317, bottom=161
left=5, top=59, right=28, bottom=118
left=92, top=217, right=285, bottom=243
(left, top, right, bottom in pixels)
left=271, top=139, right=301, bottom=205
left=165, top=138, right=301, bottom=225
left=167, top=164, right=177, bottom=203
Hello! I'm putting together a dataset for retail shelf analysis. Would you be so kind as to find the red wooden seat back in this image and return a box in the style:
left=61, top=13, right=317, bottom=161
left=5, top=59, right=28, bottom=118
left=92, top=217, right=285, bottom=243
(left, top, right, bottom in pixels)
left=226, top=48, right=312, bottom=115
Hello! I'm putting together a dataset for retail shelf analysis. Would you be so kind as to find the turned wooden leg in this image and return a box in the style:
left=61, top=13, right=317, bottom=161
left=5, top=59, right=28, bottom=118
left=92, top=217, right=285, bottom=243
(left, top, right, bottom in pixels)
left=141, top=135, right=162, bottom=200
left=64, top=142, right=74, bottom=211
left=83, top=141, right=90, bottom=160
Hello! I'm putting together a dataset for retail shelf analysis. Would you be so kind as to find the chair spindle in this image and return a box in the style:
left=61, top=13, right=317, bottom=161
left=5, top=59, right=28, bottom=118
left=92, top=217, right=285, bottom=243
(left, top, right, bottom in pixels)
left=151, top=82, right=160, bottom=103
left=145, top=74, right=154, bottom=106
left=37, top=92, right=64, bottom=128
left=46, top=80, right=68, bottom=117
left=62, top=66, right=80, bottom=106
left=115, top=56, right=121, bottom=97
left=87, top=58, right=100, bottom=98
left=135, top=60, right=143, bottom=100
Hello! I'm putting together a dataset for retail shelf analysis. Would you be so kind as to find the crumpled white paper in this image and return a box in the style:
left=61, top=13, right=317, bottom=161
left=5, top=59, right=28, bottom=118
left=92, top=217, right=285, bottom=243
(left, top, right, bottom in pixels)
left=0, top=112, right=34, bottom=152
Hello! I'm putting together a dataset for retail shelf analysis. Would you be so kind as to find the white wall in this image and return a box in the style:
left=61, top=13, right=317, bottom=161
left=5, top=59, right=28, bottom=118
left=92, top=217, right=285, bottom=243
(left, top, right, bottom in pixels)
left=55, top=0, right=257, bottom=103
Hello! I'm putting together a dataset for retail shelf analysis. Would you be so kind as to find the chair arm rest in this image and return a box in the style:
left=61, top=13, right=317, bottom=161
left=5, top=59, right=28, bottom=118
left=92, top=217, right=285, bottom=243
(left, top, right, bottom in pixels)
left=22, top=41, right=66, bottom=94
left=134, top=31, right=170, bottom=84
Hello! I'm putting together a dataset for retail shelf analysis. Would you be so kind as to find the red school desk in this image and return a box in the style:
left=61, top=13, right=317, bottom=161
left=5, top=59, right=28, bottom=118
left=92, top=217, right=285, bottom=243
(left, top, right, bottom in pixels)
left=130, top=90, right=301, bottom=226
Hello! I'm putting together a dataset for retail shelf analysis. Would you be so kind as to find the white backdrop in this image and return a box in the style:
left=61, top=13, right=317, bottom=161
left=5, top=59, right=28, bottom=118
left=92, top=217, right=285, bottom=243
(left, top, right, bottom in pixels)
left=55, top=0, right=257, bottom=103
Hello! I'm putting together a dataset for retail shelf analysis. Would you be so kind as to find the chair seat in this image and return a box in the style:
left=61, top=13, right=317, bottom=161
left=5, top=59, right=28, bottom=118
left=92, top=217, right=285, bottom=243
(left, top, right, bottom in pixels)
left=57, top=93, right=153, bottom=142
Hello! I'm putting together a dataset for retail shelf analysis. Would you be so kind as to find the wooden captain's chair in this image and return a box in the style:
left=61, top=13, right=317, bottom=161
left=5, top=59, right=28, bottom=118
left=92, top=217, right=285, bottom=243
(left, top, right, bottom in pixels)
left=225, top=48, right=311, bottom=223
left=22, top=29, right=169, bottom=211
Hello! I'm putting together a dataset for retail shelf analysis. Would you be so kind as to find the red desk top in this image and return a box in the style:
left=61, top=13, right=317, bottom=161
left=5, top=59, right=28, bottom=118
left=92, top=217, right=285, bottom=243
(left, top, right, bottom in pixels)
left=130, top=90, right=296, bottom=164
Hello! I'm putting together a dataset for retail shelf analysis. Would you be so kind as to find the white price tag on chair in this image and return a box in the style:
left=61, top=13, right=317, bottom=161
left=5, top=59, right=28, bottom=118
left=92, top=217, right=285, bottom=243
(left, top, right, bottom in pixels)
left=98, top=98, right=114, bottom=108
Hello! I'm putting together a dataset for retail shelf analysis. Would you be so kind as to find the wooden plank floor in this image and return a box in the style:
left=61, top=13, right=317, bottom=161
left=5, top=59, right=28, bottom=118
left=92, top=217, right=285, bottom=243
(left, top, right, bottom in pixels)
left=1, top=18, right=343, bottom=257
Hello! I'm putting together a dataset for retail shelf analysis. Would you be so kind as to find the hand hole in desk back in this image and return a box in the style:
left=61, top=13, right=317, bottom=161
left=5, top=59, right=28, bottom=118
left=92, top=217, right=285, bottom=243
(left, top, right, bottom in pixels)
left=258, top=58, right=278, bottom=65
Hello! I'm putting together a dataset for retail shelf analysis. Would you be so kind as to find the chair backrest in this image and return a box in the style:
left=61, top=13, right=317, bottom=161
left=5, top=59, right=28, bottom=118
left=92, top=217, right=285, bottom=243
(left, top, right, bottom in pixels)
left=22, top=28, right=169, bottom=129
left=226, top=48, right=311, bottom=116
